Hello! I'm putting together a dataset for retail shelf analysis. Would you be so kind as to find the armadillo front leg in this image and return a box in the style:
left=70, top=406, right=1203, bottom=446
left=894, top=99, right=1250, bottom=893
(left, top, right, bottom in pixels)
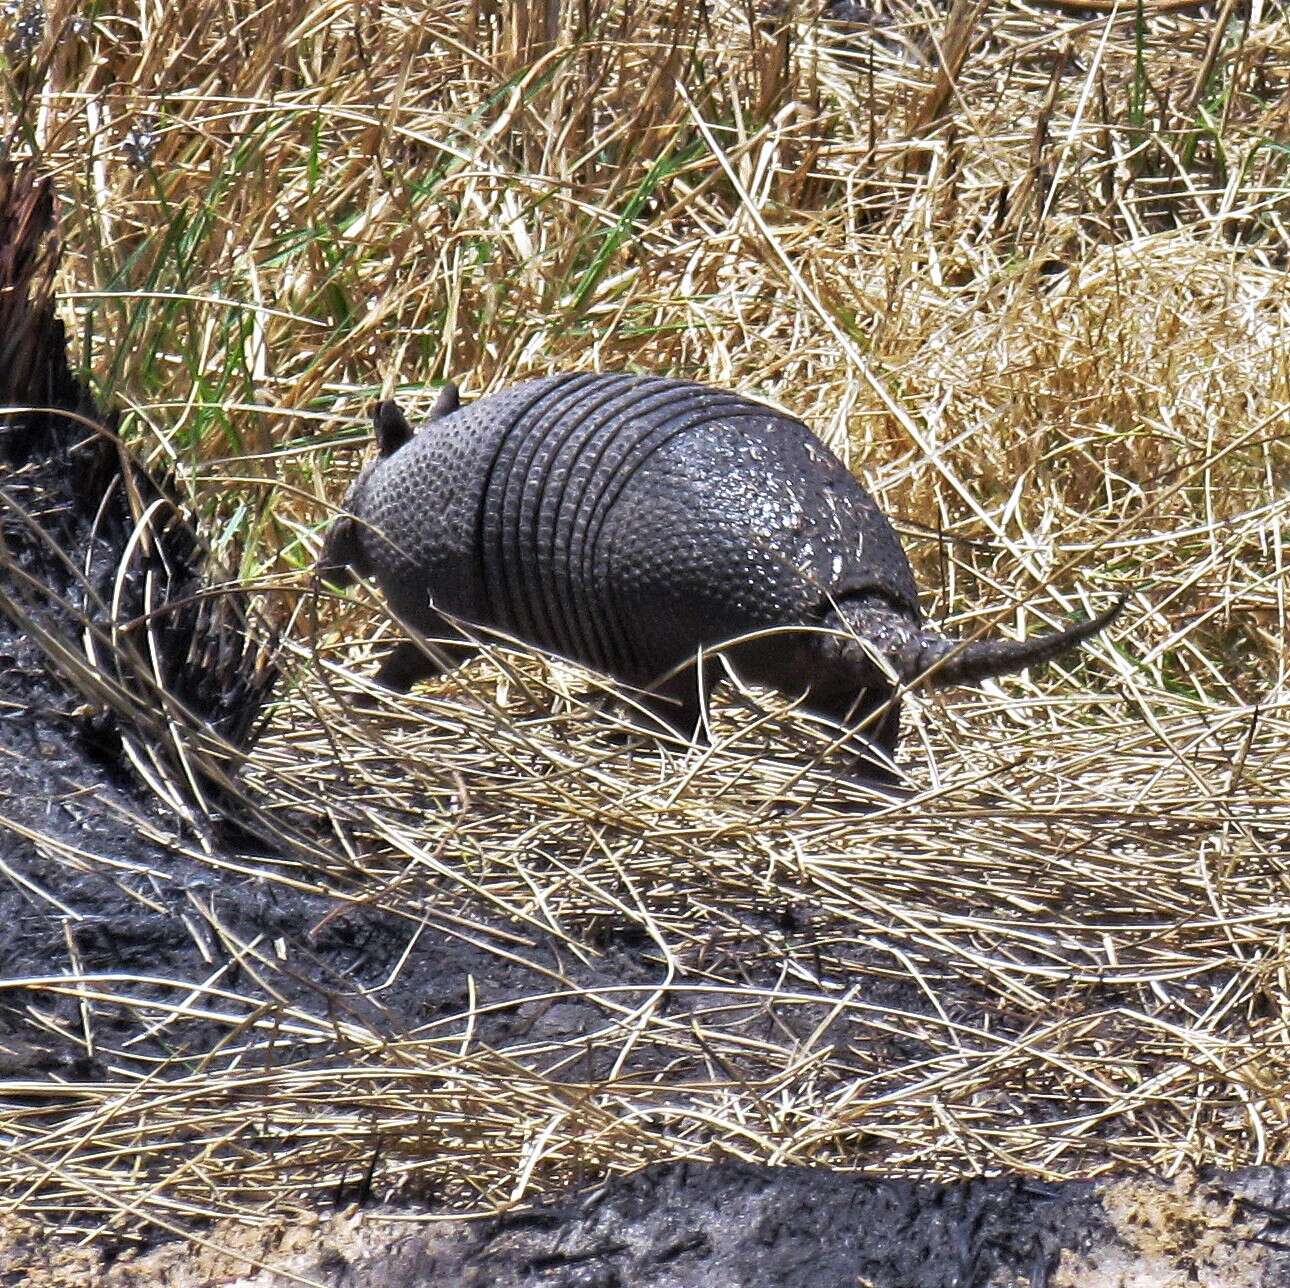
left=371, top=611, right=478, bottom=694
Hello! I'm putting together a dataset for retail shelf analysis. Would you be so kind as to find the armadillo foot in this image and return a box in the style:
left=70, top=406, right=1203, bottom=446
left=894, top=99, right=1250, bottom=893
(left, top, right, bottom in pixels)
left=354, top=636, right=476, bottom=706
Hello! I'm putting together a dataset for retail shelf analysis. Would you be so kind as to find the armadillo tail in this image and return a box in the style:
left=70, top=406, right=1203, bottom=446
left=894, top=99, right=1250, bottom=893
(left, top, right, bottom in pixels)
left=912, top=596, right=1126, bottom=688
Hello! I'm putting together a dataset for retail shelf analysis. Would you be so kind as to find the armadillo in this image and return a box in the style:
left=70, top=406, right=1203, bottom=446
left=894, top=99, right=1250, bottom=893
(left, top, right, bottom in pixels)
left=319, top=372, right=1121, bottom=764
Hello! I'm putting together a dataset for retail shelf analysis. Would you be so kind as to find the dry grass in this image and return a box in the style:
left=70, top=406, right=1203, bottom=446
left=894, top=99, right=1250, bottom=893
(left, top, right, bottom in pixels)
left=2, top=0, right=1290, bottom=1250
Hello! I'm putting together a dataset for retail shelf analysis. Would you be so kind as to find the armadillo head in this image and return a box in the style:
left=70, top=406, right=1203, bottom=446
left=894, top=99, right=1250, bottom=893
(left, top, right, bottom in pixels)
left=838, top=593, right=1125, bottom=689
left=316, top=400, right=414, bottom=589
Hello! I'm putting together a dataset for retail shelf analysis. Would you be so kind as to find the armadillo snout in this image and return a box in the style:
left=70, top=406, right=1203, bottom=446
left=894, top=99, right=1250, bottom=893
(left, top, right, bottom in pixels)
left=317, top=514, right=360, bottom=589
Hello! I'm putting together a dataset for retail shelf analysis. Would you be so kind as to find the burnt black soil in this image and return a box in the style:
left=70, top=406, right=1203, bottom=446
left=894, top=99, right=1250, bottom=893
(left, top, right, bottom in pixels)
left=0, top=170, right=675, bottom=1084
left=314, top=1160, right=1290, bottom=1287
left=10, top=1159, right=1285, bottom=1286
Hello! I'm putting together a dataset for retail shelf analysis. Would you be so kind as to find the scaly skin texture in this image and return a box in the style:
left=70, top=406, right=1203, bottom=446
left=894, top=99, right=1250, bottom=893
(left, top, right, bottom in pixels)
left=320, top=372, right=1121, bottom=765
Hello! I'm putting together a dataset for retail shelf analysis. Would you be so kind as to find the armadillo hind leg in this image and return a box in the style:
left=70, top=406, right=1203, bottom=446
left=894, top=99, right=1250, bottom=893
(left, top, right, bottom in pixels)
left=632, top=661, right=716, bottom=744
left=347, top=640, right=450, bottom=710
left=798, top=688, right=903, bottom=785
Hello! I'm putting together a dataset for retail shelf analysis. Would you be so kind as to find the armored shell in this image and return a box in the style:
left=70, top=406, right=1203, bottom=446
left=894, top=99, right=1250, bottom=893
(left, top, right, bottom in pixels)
left=345, top=372, right=917, bottom=684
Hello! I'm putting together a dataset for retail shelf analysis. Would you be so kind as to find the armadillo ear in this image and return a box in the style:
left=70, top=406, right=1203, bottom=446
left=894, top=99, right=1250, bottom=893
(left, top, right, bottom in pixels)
left=430, top=381, right=460, bottom=420
left=372, top=400, right=413, bottom=457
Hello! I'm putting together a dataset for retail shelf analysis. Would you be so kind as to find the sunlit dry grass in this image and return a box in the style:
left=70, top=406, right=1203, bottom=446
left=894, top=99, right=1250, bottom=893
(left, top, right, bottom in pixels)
left=2, top=0, right=1289, bottom=1248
